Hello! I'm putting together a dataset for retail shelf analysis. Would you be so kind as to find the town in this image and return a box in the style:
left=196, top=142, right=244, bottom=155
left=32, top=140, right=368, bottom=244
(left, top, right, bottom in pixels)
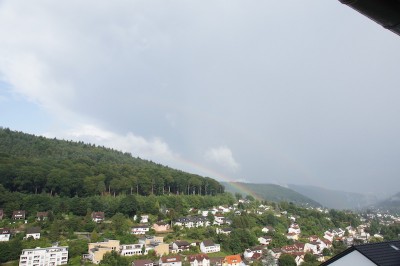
left=1, top=195, right=400, bottom=266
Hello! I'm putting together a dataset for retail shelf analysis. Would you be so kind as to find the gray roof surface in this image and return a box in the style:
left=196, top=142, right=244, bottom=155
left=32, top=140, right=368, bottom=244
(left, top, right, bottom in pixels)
left=321, top=240, right=400, bottom=266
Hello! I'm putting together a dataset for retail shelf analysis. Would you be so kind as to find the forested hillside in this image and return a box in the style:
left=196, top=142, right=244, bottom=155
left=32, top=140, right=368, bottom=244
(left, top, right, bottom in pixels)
left=0, top=128, right=223, bottom=197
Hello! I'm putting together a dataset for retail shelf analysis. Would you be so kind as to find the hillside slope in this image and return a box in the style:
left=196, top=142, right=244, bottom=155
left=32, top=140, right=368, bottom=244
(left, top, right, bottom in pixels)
left=222, top=182, right=321, bottom=207
left=288, top=184, right=378, bottom=210
left=0, top=127, right=223, bottom=197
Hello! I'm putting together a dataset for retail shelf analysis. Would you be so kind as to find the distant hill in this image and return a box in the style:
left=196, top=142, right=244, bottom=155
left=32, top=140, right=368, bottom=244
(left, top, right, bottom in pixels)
left=222, top=182, right=321, bottom=207
left=376, top=192, right=400, bottom=211
left=288, top=184, right=378, bottom=210
left=0, top=127, right=224, bottom=197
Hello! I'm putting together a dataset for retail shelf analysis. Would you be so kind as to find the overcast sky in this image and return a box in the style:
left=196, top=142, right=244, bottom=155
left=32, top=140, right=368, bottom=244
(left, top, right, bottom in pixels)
left=0, top=0, right=399, bottom=196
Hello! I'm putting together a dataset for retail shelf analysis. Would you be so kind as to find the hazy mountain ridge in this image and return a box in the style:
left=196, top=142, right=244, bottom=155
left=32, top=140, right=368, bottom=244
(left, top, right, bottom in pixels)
left=376, top=192, right=400, bottom=211
left=288, top=184, right=378, bottom=210
left=222, top=182, right=321, bottom=207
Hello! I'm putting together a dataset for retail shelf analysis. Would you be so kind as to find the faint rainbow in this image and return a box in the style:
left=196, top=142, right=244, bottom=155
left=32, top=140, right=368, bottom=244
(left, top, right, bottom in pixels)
left=175, top=156, right=263, bottom=200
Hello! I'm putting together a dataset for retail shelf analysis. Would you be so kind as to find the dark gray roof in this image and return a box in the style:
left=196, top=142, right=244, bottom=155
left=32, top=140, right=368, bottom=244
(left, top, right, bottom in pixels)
left=202, top=239, right=215, bottom=247
left=27, top=227, right=41, bottom=234
left=339, top=0, right=400, bottom=36
left=321, top=240, right=400, bottom=266
left=0, top=228, right=11, bottom=234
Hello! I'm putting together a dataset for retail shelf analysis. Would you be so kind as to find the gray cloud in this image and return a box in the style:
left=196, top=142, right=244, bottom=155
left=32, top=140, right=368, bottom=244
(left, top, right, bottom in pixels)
left=0, top=0, right=399, bottom=195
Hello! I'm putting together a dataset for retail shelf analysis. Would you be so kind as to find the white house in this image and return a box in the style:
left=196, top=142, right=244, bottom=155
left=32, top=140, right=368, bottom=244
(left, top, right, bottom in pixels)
left=243, top=247, right=263, bottom=260
left=0, top=228, right=11, bottom=242
left=214, top=214, right=225, bottom=225
left=216, top=228, right=232, bottom=235
left=19, top=245, right=68, bottom=266
left=304, top=242, right=319, bottom=254
left=261, top=226, right=274, bottom=233
left=294, top=255, right=304, bottom=266
left=91, top=212, right=105, bottom=223
left=131, top=225, right=150, bottom=235
left=25, top=227, right=41, bottom=240
left=188, top=254, right=210, bottom=266
left=323, top=231, right=334, bottom=242
left=200, top=240, right=221, bottom=253
left=288, top=223, right=301, bottom=235
left=171, top=241, right=191, bottom=253
left=258, top=236, right=272, bottom=246
left=218, top=206, right=230, bottom=213
left=120, top=244, right=146, bottom=256
left=286, top=233, right=299, bottom=240
left=159, top=255, right=182, bottom=266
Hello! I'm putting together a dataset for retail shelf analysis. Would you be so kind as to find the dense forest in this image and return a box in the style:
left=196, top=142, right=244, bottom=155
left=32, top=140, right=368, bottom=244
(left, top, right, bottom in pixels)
left=0, top=128, right=224, bottom=197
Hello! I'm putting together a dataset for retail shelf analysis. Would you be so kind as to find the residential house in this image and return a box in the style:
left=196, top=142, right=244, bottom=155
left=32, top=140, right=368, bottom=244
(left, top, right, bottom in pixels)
left=308, top=235, right=321, bottom=243
left=281, top=243, right=305, bottom=254
left=288, top=223, right=301, bottom=235
left=258, top=236, right=272, bottom=246
left=216, top=228, right=232, bottom=235
left=320, top=240, right=400, bottom=266
left=152, top=222, right=171, bottom=233
left=188, top=254, right=211, bottom=266
left=332, top=228, right=345, bottom=237
left=200, top=240, right=221, bottom=253
left=243, top=247, right=263, bottom=260
left=159, top=255, right=182, bottom=266
left=132, top=259, right=154, bottom=266
left=175, top=216, right=209, bottom=228
left=86, top=239, right=120, bottom=264
left=323, top=231, right=334, bottom=242
left=261, top=226, right=274, bottom=233
left=25, top=227, right=41, bottom=240
left=294, top=254, right=304, bottom=266
left=12, top=210, right=26, bottom=220
left=120, top=244, right=146, bottom=256
left=218, top=206, right=230, bottom=213
left=171, top=240, right=190, bottom=253
left=214, top=214, right=225, bottom=226
left=91, top=212, right=105, bottom=223
left=19, top=245, right=68, bottom=266
left=222, top=254, right=244, bottom=266
left=286, top=232, right=299, bottom=240
left=148, top=243, right=170, bottom=256
left=210, top=257, right=223, bottom=266
left=0, top=209, right=3, bottom=220
left=37, top=211, right=49, bottom=221
left=270, top=248, right=282, bottom=260
left=132, top=225, right=150, bottom=235
left=0, top=228, right=11, bottom=241
left=139, top=236, right=169, bottom=256
left=140, top=215, right=149, bottom=223
left=139, top=236, right=164, bottom=246
left=304, top=242, right=319, bottom=254
left=345, top=226, right=357, bottom=236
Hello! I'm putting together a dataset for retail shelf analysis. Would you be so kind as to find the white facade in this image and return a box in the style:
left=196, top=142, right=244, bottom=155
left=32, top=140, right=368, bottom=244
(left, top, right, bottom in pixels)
left=26, top=232, right=41, bottom=240
left=200, top=242, right=220, bottom=253
left=120, top=244, right=147, bottom=256
left=132, top=226, right=150, bottom=235
left=19, top=246, right=69, bottom=266
left=0, top=230, right=11, bottom=242
left=325, top=250, right=376, bottom=266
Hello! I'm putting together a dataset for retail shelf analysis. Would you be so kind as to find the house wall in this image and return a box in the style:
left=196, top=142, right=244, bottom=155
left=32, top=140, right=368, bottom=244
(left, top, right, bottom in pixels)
left=0, top=234, right=10, bottom=241
left=327, top=250, right=376, bottom=266
left=154, top=243, right=170, bottom=255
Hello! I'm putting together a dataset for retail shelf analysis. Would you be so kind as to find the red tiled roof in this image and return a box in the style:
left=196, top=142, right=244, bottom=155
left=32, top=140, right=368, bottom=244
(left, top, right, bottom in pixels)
left=224, top=255, right=242, bottom=264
